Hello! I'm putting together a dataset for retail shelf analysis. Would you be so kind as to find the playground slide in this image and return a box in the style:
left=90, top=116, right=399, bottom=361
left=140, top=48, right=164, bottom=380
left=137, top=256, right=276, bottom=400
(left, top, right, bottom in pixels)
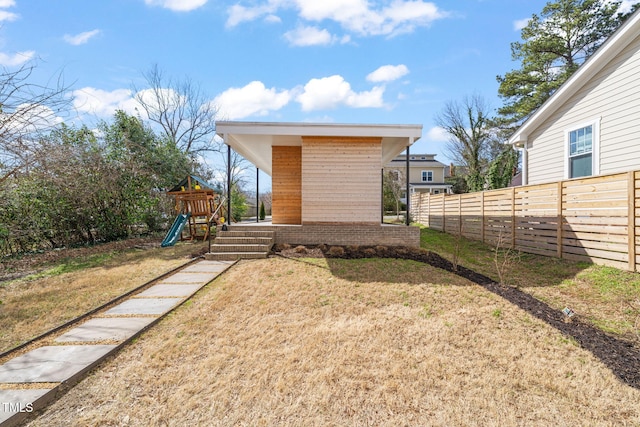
left=161, top=213, right=191, bottom=247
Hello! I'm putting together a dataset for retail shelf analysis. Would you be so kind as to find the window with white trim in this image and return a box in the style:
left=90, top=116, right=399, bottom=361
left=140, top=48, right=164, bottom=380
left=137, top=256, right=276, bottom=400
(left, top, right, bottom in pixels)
left=421, top=170, right=433, bottom=182
left=565, top=119, right=599, bottom=179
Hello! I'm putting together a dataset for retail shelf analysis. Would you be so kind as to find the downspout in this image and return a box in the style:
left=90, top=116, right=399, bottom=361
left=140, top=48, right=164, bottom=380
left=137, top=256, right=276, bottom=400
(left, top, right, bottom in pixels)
left=521, top=141, right=528, bottom=186
left=256, top=167, right=259, bottom=223
left=381, top=168, right=384, bottom=223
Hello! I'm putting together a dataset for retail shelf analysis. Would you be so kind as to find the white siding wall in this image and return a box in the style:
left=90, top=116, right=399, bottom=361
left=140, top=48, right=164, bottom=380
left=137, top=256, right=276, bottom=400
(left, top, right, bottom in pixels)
left=528, top=33, right=640, bottom=184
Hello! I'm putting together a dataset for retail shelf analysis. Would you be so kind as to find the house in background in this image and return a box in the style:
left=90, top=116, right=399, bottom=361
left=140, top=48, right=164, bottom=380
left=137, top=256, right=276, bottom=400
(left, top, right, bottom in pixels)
left=385, top=154, right=453, bottom=199
left=509, top=8, right=640, bottom=185
left=214, top=121, right=423, bottom=248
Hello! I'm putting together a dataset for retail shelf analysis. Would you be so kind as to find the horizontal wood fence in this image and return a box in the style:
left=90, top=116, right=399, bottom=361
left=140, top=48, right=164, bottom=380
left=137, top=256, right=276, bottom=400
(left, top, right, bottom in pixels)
left=411, top=170, right=640, bottom=272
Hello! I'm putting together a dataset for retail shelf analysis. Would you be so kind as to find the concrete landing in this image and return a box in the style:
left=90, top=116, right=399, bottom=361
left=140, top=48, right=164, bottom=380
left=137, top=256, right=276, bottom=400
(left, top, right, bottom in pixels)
left=55, top=317, right=157, bottom=343
left=0, top=345, right=117, bottom=383
left=0, top=259, right=234, bottom=427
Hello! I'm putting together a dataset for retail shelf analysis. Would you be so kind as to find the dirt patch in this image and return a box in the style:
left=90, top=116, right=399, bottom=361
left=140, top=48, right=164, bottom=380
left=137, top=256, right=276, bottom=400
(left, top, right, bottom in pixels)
left=274, top=244, right=640, bottom=390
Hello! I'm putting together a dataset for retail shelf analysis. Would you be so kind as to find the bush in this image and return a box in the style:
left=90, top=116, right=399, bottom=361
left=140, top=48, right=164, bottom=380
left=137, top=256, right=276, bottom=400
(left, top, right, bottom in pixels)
left=327, top=246, right=345, bottom=257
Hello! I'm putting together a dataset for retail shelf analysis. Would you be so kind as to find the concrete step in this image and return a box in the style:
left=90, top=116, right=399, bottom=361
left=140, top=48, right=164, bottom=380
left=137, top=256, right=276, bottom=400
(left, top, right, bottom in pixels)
left=205, top=252, right=268, bottom=261
left=210, top=243, right=272, bottom=253
left=217, top=230, right=274, bottom=238
left=214, top=237, right=274, bottom=245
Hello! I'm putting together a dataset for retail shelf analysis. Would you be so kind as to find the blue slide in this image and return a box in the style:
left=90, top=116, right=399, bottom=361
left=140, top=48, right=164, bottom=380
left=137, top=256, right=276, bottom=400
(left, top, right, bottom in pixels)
left=161, top=213, right=191, bottom=247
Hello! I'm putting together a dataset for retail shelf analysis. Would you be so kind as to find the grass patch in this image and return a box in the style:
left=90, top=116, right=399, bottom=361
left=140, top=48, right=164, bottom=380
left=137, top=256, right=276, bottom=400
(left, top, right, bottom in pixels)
left=0, top=240, right=206, bottom=353
left=420, top=227, right=640, bottom=339
left=26, top=257, right=640, bottom=426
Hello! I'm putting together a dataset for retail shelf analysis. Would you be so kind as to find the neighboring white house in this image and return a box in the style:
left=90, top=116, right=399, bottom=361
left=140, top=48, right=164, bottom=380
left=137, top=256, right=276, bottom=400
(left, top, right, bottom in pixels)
left=509, top=8, right=640, bottom=185
left=385, top=154, right=452, bottom=200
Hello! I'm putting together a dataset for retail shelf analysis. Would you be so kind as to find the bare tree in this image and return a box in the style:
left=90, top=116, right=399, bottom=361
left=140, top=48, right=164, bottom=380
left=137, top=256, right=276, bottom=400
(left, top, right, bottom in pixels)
left=133, top=64, right=219, bottom=154
left=0, top=62, right=71, bottom=183
left=435, top=94, right=493, bottom=192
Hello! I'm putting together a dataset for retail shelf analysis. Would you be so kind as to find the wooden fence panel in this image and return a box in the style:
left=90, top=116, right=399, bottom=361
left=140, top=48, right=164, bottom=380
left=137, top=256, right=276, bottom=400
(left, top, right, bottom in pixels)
left=444, top=195, right=461, bottom=235
left=460, top=193, right=483, bottom=240
left=561, top=174, right=629, bottom=268
left=412, top=170, right=640, bottom=272
left=483, top=188, right=514, bottom=246
left=514, top=183, right=559, bottom=257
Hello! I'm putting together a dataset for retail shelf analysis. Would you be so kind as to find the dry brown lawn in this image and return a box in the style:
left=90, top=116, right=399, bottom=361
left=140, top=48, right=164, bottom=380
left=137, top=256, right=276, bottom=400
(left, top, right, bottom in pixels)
left=26, top=257, right=640, bottom=426
left=0, top=241, right=206, bottom=353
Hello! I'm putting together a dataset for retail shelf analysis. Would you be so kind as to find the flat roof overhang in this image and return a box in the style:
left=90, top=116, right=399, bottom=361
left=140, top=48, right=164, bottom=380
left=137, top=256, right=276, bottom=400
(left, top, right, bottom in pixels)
left=215, top=121, right=423, bottom=175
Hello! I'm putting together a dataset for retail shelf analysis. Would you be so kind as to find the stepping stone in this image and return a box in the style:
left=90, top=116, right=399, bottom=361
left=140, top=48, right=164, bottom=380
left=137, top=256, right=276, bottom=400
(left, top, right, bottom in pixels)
left=0, top=389, right=52, bottom=425
left=158, top=272, right=217, bottom=284
left=135, top=284, right=202, bottom=298
left=0, top=345, right=116, bottom=383
left=103, top=298, right=184, bottom=315
left=181, top=261, right=232, bottom=273
left=55, top=317, right=156, bottom=343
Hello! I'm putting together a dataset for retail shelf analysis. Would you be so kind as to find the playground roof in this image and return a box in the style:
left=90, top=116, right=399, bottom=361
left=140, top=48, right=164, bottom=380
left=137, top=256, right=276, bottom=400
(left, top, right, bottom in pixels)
left=168, top=175, right=218, bottom=193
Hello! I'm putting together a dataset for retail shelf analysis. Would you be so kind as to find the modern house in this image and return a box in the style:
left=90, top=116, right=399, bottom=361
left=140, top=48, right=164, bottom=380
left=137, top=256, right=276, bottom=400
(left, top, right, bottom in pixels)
left=385, top=154, right=452, bottom=197
left=509, top=8, right=640, bottom=185
left=214, top=121, right=423, bottom=250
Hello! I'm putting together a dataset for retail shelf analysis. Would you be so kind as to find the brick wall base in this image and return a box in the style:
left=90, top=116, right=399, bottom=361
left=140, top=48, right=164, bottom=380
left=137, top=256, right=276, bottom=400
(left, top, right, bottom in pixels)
left=228, top=224, right=420, bottom=247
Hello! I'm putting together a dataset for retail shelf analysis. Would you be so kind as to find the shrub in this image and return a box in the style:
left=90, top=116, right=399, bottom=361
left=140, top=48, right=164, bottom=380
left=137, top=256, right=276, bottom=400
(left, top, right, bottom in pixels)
left=327, top=246, right=345, bottom=257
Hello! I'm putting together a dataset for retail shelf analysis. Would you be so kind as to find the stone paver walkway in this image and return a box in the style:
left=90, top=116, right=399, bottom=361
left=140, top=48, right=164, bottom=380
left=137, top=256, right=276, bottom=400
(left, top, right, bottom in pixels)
left=0, top=260, right=233, bottom=427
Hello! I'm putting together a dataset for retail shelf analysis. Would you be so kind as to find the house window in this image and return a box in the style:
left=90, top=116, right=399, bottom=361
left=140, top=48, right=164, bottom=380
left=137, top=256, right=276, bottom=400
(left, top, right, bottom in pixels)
left=565, top=119, right=600, bottom=179
left=421, top=170, right=433, bottom=182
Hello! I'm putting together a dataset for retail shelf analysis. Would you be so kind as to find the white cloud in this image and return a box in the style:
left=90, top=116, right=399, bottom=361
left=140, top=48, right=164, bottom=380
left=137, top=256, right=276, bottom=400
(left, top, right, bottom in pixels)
left=284, top=25, right=344, bottom=46
left=72, top=87, right=140, bottom=117
left=617, top=0, right=636, bottom=13
left=425, top=126, right=448, bottom=142
left=0, top=10, right=17, bottom=21
left=513, top=18, right=529, bottom=31
left=0, top=50, right=34, bottom=67
left=2, top=103, right=63, bottom=135
left=227, top=0, right=448, bottom=37
left=226, top=2, right=279, bottom=27
left=367, top=64, right=409, bottom=82
left=213, top=81, right=291, bottom=120
left=63, top=29, right=101, bottom=46
left=144, top=0, right=207, bottom=12
left=296, top=75, right=384, bottom=111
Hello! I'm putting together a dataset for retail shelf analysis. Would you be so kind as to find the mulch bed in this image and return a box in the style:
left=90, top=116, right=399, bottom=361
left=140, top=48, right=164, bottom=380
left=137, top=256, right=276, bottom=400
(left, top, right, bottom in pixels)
left=274, top=243, right=640, bottom=390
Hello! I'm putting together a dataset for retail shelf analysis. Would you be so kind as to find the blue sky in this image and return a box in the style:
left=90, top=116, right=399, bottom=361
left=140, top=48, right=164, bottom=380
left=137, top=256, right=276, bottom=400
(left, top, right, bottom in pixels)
left=1, top=0, right=634, bottom=179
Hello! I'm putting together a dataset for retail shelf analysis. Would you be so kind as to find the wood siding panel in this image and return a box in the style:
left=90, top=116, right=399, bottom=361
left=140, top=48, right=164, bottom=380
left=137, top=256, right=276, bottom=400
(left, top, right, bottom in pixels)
left=527, top=33, right=640, bottom=184
left=301, top=136, right=381, bottom=224
left=272, top=146, right=301, bottom=224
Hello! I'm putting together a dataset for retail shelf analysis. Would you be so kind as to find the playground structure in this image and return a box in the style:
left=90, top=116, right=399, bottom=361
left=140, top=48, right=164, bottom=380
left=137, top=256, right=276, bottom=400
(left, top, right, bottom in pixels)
left=162, top=175, right=225, bottom=247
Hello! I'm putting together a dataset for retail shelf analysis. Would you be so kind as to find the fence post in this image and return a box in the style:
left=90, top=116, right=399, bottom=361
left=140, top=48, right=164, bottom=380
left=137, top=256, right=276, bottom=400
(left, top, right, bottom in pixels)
left=441, top=193, right=446, bottom=232
left=458, top=194, right=462, bottom=235
left=557, top=181, right=563, bottom=259
left=628, top=171, right=637, bottom=272
left=426, top=193, right=431, bottom=227
left=511, top=187, right=516, bottom=249
left=480, top=191, right=485, bottom=243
